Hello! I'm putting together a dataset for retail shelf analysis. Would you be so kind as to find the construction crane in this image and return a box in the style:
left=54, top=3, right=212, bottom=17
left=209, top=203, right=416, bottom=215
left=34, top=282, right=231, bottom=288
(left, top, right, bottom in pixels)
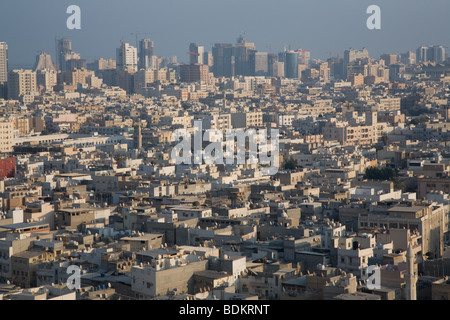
left=187, top=51, right=200, bottom=64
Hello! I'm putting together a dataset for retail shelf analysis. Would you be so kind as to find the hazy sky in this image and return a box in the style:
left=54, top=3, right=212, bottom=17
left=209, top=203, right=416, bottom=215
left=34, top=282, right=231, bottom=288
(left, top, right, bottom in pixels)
left=1, top=0, right=449, bottom=67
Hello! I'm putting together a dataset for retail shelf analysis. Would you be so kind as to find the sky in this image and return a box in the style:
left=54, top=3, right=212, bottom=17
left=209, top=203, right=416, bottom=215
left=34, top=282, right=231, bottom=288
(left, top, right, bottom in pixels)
left=1, top=0, right=449, bottom=67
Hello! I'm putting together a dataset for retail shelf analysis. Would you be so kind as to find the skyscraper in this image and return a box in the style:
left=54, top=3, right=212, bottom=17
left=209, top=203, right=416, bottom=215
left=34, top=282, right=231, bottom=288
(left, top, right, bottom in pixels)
left=189, top=43, right=204, bottom=65
left=267, top=54, right=277, bottom=77
left=117, top=41, right=138, bottom=72
left=416, top=45, right=446, bottom=63
left=57, top=38, right=72, bottom=71
left=212, top=43, right=233, bottom=78
left=34, top=51, right=56, bottom=72
left=284, top=51, right=298, bottom=79
left=297, top=49, right=311, bottom=66
left=203, top=51, right=213, bottom=68
left=431, top=45, right=446, bottom=64
left=0, top=42, right=7, bottom=84
left=0, top=42, right=7, bottom=98
left=400, top=51, right=416, bottom=65
left=251, top=52, right=268, bottom=76
left=416, top=46, right=429, bottom=62
left=139, top=39, right=154, bottom=69
left=234, top=35, right=256, bottom=76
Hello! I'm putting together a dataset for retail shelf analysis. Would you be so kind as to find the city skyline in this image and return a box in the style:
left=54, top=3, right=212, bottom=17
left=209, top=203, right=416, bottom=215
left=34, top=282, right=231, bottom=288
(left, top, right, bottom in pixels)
left=1, top=0, right=450, bottom=67
left=2, top=0, right=450, bottom=304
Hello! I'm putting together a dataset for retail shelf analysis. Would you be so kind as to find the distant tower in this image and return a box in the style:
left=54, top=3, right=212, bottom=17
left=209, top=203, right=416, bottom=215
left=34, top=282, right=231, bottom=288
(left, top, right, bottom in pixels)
left=0, top=42, right=8, bottom=85
left=57, top=38, right=72, bottom=71
left=0, top=42, right=7, bottom=99
left=139, top=39, right=154, bottom=70
left=406, top=243, right=417, bottom=300
left=117, top=41, right=138, bottom=72
left=34, top=51, right=56, bottom=72
left=134, top=124, right=142, bottom=149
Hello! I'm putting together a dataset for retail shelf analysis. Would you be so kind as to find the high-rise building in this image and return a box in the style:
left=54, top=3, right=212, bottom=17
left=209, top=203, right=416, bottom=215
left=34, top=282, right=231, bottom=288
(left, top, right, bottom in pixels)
left=380, top=53, right=397, bottom=66
left=62, top=68, right=95, bottom=86
left=8, top=69, right=37, bottom=100
left=57, top=38, right=72, bottom=71
left=344, top=48, right=369, bottom=65
left=431, top=45, right=446, bottom=64
left=189, top=43, right=204, bottom=65
left=272, top=61, right=284, bottom=78
left=400, top=51, right=416, bottom=65
left=180, top=64, right=210, bottom=83
left=117, top=41, right=138, bottom=72
left=34, top=51, right=56, bottom=72
left=297, top=49, right=311, bottom=66
left=416, top=45, right=445, bottom=63
left=416, top=46, right=429, bottom=62
left=0, top=42, right=7, bottom=99
left=203, top=52, right=213, bottom=68
left=0, top=42, right=8, bottom=84
left=284, top=51, right=298, bottom=79
left=319, top=62, right=330, bottom=83
left=267, top=54, right=277, bottom=77
left=88, top=58, right=117, bottom=73
left=139, top=39, right=154, bottom=69
left=212, top=43, right=233, bottom=77
left=37, top=69, right=57, bottom=92
left=344, top=48, right=369, bottom=78
left=251, top=52, right=268, bottom=76
left=234, top=36, right=256, bottom=76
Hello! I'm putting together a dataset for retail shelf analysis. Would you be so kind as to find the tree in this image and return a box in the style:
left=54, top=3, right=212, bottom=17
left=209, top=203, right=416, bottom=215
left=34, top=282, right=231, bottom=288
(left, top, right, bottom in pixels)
left=283, top=156, right=298, bottom=170
left=114, top=154, right=126, bottom=167
left=364, top=166, right=404, bottom=191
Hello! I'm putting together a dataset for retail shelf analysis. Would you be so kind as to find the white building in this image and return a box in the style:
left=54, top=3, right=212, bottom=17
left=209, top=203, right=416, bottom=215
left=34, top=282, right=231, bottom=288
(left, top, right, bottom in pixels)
left=116, top=42, right=138, bottom=72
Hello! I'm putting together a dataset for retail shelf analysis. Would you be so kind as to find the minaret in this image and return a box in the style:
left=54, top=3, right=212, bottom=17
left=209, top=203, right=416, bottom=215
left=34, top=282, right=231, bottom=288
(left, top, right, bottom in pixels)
left=134, top=123, right=142, bottom=149
left=406, top=243, right=417, bottom=300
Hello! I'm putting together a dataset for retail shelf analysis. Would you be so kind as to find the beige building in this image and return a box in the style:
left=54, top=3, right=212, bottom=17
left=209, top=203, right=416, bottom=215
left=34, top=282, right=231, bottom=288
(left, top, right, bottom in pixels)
left=13, top=118, right=30, bottom=136
left=431, top=278, right=450, bottom=300
left=37, top=69, right=57, bottom=92
left=11, top=249, right=55, bottom=288
left=62, top=68, right=95, bottom=86
left=180, top=64, right=210, bottom=83
left=348, top=73, right=364, bottom=87
left=323, top=122, right=375, bottom=146
left=359, top=203, right=448, bottom=258
left=230, top=112, right=263, bottom=128
left=8, top=69, right=38, bottom=100
left=131, top=251, right=209, bottom=298
left=417, top=177, right=450, bottom=199
left=0, top=118, right=14, bottom=153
